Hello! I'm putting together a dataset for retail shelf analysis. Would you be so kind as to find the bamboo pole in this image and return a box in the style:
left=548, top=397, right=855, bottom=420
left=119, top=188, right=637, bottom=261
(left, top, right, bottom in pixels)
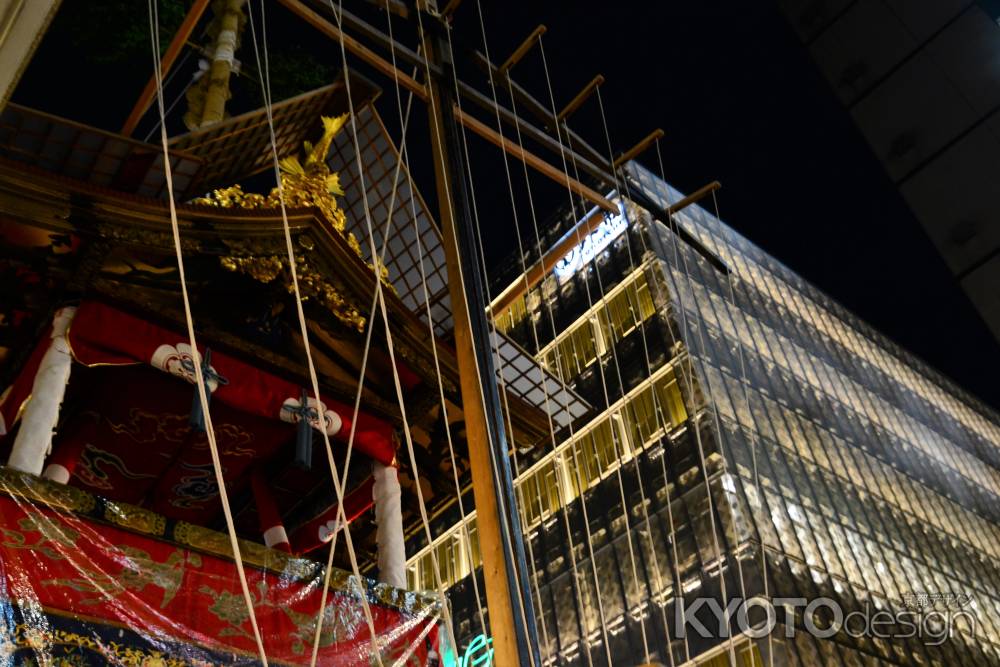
left=121, top=0, right=210, bottom=136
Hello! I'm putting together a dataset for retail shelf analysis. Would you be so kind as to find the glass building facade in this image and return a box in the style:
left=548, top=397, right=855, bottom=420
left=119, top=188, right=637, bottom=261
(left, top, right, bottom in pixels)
left=409, top=162, right=1000, bottom=666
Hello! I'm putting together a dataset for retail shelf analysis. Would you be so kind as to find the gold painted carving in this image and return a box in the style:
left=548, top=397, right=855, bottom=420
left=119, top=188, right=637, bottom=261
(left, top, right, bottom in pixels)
left=220, top=253, right=367, bottom=332
left=206, top=116, right=402, bottom=331
left=0, top=468, right=96, bottom=513
left=194, top=115, right=375, bottom=272
left=104, top=501, right=167, bottom=537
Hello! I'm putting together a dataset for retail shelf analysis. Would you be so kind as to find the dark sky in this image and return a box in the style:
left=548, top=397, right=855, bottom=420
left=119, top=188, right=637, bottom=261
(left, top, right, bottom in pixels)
left=14, top=0, right=1000, bottom=412
left=441, top=1, right=1000, bottom=412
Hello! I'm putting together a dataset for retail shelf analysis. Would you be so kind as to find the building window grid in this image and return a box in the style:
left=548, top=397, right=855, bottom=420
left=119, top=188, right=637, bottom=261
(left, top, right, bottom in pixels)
left=537, top=268, right=657, bottom=383
left=712, top=327, right=1000, bottom=581
left=640, top=179, right=1000, bottom=664
left=408, top=363, right=689, bottom=593
left=739, top=430, right=1000, bottom=651
left=440, top=213, right=1000, bottom=663
left=725, top=405, right=1000, bottom=642
left=683, top=274, right=1000, bottom=523
left=712, top=231, right=1000, bottom=452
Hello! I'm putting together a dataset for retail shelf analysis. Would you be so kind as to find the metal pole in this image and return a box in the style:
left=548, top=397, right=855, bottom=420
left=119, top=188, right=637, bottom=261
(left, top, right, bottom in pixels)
left=420, top=6, right=541, bottom=665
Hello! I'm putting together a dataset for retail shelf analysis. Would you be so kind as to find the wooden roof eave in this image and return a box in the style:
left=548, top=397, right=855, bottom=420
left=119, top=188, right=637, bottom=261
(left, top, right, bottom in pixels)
left=0, top=160, right=554, bottom=446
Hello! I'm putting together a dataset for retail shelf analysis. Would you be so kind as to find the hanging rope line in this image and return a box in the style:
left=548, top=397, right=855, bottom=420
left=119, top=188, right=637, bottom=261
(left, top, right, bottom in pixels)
left=146, top=1, right=270, bottom=664
left=593, top=77, right=762, bottom=665
left=470, top=3, right=602, bottom=665
left=705, top=187, right=775, bottom=667
left=385, top=2, right=490, bottom=643
left=588, top=86, right=688, bottom=667
left=553, top=82, right=679, bottom=664
left=142, top=49, right=194, bottom=142
left=241, top=3, right=394, bottom=664
left=411, top=5, right=540, bottom=661
left=646, top=138, right=749, bottom=667
left=442, top=21, right=554, bottom=660
left=534, top=32, right=659, bottom=664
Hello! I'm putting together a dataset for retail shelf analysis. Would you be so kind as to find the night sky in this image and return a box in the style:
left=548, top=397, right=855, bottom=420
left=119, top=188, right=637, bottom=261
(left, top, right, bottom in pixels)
left=445, top=1, right=1000, bottom=412
left=14, top=0, right=1000, bottom=411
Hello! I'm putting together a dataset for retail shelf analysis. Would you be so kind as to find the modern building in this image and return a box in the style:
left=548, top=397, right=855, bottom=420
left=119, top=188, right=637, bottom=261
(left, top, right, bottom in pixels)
left=407, top=161, right=1000, bottom=666
left=775, top=0, right=1000, bottom=343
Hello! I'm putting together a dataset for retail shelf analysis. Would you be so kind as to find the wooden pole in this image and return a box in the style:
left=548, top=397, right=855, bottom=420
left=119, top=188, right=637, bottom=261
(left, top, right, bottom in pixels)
left=558, top=74, right=604, bottom=122
left=456, top=107, right=616, bottom=213
left=276, top=0, right=615, bottom=213
left=121, top=0, right=210, bottom=137
left=614, top=128, right=665, bottom=167
left=421, top=9, right=539, bottom=666
left=498, top=25, right=546, bottom=75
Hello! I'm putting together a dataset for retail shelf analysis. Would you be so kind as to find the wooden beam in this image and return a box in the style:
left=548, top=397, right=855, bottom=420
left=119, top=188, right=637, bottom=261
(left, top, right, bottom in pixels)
left=498, top=25, right=546, bottom=74
left=280, top=0, right=614, bottom=218
left=284, top=0, right=618, bottom=191
left=276, top=0, right=427, bottom=100
left=455, top=106, right=617, bottom=214
left=489, top=181, right=722, bottom=315
left=440, top=0, right=464, bottom=17
left=468, top=50, right=611, bottom=171
left=558, top=74, right=604, bottom=121
left=614, top=128, right=665, bottom=168
left=423, top=25, right=538, bottom=666
left=121, top=0, right=210, bottom=137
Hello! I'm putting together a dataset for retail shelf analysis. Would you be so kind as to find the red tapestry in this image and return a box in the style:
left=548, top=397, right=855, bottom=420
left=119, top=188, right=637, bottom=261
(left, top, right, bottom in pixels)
left=66, top=300, right=395, bottom=465
left=0, top=488, right=442, bottom=665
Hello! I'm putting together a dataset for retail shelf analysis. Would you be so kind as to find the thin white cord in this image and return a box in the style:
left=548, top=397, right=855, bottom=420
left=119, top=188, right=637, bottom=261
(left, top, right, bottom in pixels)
left=705, top=187, right=774, bottom=666
left=443, top=22, right=554, bottom=659
left=409, top=4, right=538, bottom=660
left=241, top=3, right=385, bottom=664
left=649, top=140, right=744, bottom=667
left=534, top=33, right=655, bottom=663
left=146, top=1, right=269, bottom=664
left=470, top=3, right=600, bottom=664
left=384, top=2, right=490, bottom=644
left=569, top=87, right=677, bottom=663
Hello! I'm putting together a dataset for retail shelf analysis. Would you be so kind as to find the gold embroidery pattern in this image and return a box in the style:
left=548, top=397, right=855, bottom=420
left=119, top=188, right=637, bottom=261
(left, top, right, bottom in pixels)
left=0, top=514, right=80, bottom=560
left=104, top=502, right=167, bottom=537
left=0, top=469, right=96, bottom=513
left=41, top=545, right=198, bottom=609
left=8, top=623, right=198, bottom=667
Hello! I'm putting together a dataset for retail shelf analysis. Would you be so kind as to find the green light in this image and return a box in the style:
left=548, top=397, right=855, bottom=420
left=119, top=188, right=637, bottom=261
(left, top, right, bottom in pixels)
left=459, top=633, right=493, bottom=667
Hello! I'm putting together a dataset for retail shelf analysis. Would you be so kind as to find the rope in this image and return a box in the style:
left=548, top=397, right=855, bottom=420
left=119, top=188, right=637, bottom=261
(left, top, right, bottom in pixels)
left=241, top=3, right=385, bottom=664
left=470, top=3, right=601, bottom=664
left=647, top=139, right=745, bottom=666
left=384, top=3, right=490, bottom=644
left=445, top=23, right=554, bottom=659
left=410, top=5, right=540, bottom=662
left=562, top=84, right=676, bottom=664
left=705, top=187, right=774, bottom=666
left=589, top=89, right=689, bottom=666
left=146, top=1, right=269, bottom=664
left=534, top=33, right=658, bottom=663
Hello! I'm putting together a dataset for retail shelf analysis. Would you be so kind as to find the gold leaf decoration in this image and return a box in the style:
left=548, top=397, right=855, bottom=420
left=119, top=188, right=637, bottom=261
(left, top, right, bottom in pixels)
left=196, top=115, right=392, bottom=293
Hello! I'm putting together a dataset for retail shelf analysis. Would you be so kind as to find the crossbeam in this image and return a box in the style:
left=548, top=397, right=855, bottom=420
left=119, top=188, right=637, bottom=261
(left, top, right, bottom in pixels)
left=455, top=108, right=617, bottom=214
left=292, top=0, right=615, bottom=181
left=279, top=0, right=616, bottom=214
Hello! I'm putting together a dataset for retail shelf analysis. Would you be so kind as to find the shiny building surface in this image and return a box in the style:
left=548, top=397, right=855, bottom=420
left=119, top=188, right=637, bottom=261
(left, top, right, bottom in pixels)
left=409, top=162, right=1000, bottom=666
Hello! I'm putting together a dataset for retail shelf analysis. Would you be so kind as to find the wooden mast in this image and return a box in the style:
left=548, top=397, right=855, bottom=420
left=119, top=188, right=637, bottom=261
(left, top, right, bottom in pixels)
left=419, top=4, right=540, bottom=665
